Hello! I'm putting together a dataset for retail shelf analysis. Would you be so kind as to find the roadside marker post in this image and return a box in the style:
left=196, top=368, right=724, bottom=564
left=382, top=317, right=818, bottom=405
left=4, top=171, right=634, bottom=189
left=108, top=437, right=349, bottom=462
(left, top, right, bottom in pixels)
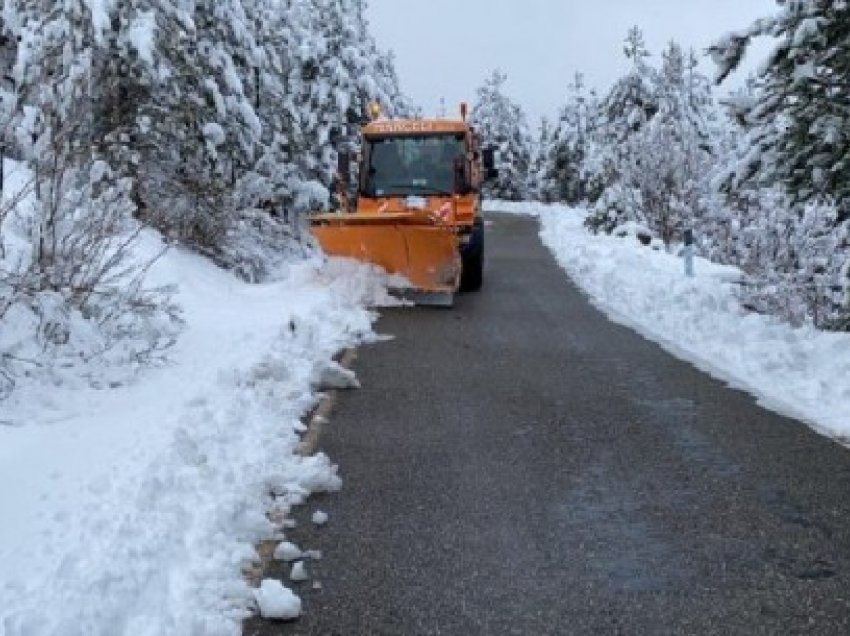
left=683, top=229, right=695, bottom=278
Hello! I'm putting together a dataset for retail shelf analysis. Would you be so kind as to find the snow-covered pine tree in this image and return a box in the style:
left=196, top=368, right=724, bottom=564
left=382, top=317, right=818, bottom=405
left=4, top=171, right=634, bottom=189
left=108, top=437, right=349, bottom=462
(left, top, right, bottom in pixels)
left=527, top=116, right=550, bottom=201
left=98, top=0, right=229, bottom=251
left=245, top=0, right=316, bottom=219
left=278, top=0, right=410, bottom=202
left=5, top=0, right=411, bottom=262
left=586, top=33, right=715, bottom=244
left=629, top=41, right=714, bottom=245
left=539, top=73, right=589, bottom=205
left=584, top=27, right=660, bottom=233
left=711, top=1, right=850, bottom=208
left=603, top=26, right=659, bottom=144
left=470, top=70, right=532, bottom=201
left=711, top=0, right=850, bottom=329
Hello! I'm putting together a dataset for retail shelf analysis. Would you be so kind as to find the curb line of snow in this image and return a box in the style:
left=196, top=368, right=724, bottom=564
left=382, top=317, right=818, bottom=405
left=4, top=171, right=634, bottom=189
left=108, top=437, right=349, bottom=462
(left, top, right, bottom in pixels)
left=245, top=345, right=358, bottom=623
left=298, top=348, right=358, bottom=457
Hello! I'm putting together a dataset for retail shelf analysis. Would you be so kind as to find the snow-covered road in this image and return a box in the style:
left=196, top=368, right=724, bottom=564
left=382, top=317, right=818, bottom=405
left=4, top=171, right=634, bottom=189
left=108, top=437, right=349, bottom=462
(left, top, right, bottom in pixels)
left=0, top=239, right=391, bottom=636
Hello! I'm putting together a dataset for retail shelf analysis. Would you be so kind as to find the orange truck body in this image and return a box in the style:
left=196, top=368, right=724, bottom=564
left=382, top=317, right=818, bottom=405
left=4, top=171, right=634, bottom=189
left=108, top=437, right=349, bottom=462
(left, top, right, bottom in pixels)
left=310, top=112, right=487, bottom=304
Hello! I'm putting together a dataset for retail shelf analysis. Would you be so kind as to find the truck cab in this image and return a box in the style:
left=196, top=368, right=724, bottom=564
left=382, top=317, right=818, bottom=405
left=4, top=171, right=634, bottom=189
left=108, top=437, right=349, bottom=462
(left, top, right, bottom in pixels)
left=353, top=118, right=490, bottom=291
left=311, top=106, right=495, bottom=303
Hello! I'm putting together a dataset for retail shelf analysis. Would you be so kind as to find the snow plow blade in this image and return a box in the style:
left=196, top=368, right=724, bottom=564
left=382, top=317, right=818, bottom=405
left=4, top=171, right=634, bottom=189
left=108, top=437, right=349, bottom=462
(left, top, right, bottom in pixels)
left=311, top=213, right=460, bottom=304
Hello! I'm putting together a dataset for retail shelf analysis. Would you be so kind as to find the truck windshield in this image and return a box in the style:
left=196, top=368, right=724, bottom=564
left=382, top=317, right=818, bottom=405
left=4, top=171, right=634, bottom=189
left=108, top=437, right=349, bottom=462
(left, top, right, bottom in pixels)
left=362, top=134, right=466, bottom=197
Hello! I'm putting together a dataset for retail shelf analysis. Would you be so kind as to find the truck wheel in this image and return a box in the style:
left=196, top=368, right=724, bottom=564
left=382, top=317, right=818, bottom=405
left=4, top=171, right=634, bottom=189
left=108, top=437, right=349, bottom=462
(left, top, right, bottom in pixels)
left=460, top=217, right=484, bottom=293
left=460, top=250, right=483, bottom=292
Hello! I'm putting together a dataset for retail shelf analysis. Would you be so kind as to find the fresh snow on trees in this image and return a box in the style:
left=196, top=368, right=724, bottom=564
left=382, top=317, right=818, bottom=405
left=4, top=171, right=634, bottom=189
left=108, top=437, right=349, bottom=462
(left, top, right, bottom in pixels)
left=0, top=0, right=410, bottom=395
left=707, top=1, right=850, bottom=329
left=536, top=21, right=849, bottom=331
left=471, top=70, right=532, bottom=201
left=537, top=74, right=598, bottom=205
left=583, top=30, right=714, bottom=243
left=710, top=1, right=850, bottom=207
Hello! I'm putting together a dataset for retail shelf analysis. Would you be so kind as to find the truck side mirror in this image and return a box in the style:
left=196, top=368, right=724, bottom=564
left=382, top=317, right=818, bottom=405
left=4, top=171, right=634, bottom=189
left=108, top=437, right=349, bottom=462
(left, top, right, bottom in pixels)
left=482, top=147, right=496, bottom=171
left=481, top=147, right=498, bottom=181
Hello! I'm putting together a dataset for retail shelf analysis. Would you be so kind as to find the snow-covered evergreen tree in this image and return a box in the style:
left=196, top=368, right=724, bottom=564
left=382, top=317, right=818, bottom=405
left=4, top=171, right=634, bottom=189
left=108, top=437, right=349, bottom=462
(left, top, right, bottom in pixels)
left=539, top=73, right=590, bottom=205
left=711, top=0, right=850, bottom=208
left=631, top=42, right=714, bottom=244
left=4, top=0, right=410, bottom=267
left=602, top=27, right=660, bottom=145
left=527, top=116, right=550, bottom=201
left=711, top=1, right=850, bottom=328
left=580, top=28, right=660, bottom=232
left=471, top=70, right=532, bottom=201
left=585, top=33, right=715, bottom=244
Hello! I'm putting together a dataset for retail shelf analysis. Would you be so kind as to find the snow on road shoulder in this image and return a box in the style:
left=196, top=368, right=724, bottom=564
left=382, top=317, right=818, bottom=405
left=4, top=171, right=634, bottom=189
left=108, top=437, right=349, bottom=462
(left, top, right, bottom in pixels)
left=0, top=244, right=393, bottom=635
left=483, top=199, right=543, bottom=216
left=531, top=204, right=850, bottom=443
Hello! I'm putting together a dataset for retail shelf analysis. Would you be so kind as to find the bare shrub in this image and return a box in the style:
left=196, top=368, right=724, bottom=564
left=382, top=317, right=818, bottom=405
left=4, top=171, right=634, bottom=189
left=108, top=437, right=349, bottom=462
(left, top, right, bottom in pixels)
left=0, top=125, right=182, bottom=398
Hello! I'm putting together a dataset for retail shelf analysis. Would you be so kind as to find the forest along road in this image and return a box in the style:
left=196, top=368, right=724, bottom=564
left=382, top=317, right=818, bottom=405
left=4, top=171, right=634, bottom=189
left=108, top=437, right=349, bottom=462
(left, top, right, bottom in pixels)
left=246, top=213, right=850, bottom=636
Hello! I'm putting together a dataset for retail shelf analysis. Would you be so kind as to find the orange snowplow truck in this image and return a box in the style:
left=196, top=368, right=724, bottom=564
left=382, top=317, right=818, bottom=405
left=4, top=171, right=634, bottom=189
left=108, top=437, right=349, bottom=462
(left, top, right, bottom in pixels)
left=310, top=103, right=496, bottom=306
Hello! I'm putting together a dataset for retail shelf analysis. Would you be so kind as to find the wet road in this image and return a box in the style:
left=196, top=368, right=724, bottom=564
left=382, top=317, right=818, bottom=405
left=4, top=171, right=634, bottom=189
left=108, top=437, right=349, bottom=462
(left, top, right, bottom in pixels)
left=246, top=213, right=850, bottom=635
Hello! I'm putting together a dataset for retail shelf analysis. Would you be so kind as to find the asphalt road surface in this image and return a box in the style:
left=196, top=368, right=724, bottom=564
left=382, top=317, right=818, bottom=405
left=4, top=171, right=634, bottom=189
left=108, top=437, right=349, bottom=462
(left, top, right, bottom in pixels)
left=246, top=213, right=850, bottom=636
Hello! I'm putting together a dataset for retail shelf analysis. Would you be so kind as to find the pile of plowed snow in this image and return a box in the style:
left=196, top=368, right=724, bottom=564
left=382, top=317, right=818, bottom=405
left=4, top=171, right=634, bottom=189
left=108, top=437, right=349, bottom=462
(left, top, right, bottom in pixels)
left=0, top=226, right=395, bottom=634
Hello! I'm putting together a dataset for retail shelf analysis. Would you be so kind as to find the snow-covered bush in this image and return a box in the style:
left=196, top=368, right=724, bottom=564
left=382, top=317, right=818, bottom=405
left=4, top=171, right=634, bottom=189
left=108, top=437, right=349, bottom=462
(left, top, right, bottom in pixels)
left=0, top=4, right=184, bottom=397
left=584, top=183, right=644, bottom=235
left=0, top=157, right=181, bottom=399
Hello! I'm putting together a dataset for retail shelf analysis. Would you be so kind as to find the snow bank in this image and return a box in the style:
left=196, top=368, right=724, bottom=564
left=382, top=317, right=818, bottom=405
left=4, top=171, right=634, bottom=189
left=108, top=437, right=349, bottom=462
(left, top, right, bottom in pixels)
left=0, top=239, right=394, bottom=633
left=525, top=203, right=849, bottom=443
left=483, top=199, right=542, bottom=216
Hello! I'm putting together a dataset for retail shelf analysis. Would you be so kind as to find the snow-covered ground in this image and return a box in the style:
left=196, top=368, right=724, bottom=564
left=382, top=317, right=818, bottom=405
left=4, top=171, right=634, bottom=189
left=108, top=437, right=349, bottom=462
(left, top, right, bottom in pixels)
left=3, top=190, right=846, bottom=633
left=486, top=200, right=850, bottom=444
left=0, top=222, right=393, bottom=634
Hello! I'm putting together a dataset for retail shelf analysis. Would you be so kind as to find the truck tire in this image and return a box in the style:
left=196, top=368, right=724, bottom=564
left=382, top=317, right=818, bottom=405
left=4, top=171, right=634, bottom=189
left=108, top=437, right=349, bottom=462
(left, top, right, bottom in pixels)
left=460, top=218, right=484, bottom=292
left=460, top=250, right=483, bottom=292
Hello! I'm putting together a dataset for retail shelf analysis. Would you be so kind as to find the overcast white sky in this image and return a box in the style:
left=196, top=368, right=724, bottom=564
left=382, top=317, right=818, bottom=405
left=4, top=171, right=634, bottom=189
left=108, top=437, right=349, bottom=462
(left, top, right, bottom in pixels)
left=365, top=0, right=778, bottom=126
